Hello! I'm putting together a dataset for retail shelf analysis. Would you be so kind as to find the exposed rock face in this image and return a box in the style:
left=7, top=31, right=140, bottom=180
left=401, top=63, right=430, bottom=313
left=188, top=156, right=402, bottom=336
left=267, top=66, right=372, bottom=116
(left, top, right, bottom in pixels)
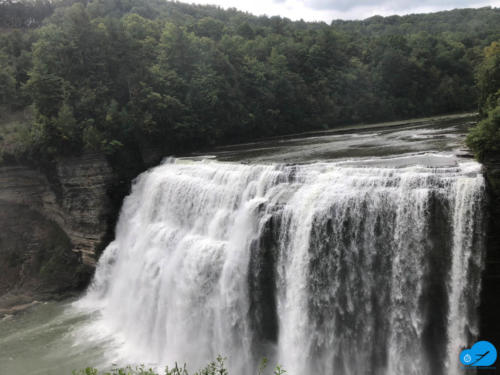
left=479, top=156, right=500, bottom=346
left=54, top=155, right=115, bottom=265
left=0, top=153, right=114, bottom=308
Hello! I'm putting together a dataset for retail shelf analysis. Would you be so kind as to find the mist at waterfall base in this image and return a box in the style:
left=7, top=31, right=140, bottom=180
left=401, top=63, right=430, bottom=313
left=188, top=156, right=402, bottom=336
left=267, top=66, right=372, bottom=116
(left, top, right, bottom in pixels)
left=69, top=152, right=484, bottom=375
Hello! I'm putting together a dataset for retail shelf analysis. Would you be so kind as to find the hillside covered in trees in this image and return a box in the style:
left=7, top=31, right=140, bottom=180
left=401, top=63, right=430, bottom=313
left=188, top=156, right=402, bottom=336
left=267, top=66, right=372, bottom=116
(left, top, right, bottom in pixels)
left=466, top=40, right=500, bottom=161
left=1, top=0, right=500, bottom=169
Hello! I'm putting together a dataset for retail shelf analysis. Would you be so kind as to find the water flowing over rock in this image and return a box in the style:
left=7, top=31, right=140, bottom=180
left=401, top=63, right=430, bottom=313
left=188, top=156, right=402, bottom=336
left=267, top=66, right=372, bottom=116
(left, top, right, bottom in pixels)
left=81, top=154, right=486, bottom=375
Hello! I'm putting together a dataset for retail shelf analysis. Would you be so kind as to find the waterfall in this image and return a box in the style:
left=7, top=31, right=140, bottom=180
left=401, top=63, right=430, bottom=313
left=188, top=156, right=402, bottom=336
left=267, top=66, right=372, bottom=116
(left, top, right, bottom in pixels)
left=78, top=154, right=486, bottom=375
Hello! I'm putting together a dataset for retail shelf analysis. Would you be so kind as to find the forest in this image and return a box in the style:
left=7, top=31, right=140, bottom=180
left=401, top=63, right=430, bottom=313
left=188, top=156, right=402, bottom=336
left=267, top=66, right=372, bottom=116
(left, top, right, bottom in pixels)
left=0, top=0, right=500, bottom=170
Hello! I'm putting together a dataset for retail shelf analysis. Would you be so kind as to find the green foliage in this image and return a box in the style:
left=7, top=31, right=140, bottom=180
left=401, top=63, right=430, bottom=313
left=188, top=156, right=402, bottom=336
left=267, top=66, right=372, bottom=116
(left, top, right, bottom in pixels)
left=193, top=355, right=228, bottom=375
left=477, top=41, right=500, bottom=116
left=466, top=105, right=500, bottom=161
left=0, top=0, right=53, bottom=29
left=82, top=125, right=105, bottom=152
left=73, top=356, right=285, bottom=375
left=26, top=71, right=65, bottom=118
left=257, top=358, right=267, bottom=375
left=0, top=108, right=32, bottom=162
left=0, top=58, right=16, bottom=106
left=0, top=2, right=500, bottom=165
left=466, top=39, right=500, bottom=161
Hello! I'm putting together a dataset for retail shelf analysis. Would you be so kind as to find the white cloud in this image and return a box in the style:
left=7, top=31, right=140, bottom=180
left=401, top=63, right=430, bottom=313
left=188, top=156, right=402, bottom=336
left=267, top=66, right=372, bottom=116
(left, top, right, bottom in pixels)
left=179, top=0, right=500, bottom=22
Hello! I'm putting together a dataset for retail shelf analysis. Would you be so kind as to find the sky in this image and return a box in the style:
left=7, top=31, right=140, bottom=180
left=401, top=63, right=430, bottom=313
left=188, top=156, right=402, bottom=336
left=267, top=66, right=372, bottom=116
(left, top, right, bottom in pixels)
left=180, top=0, right=500, bottom=22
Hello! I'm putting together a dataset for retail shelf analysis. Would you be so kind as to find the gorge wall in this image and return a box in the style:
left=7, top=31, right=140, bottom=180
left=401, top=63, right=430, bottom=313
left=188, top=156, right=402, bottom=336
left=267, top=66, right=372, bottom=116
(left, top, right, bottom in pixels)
left=479, top=156, right=500, bottom=347
left=0, top=153, right=115, bottom=309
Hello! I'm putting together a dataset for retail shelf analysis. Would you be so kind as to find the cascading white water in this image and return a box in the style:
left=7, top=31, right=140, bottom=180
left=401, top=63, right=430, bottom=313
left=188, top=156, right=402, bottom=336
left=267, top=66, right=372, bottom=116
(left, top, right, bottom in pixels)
left=77, top=154, right=486, bottom=375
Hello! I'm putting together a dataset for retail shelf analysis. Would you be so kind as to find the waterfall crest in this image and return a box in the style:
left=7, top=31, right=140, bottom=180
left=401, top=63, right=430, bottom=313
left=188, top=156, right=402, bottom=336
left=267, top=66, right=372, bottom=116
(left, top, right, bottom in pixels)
left=79, top=155, right=486, bottom=375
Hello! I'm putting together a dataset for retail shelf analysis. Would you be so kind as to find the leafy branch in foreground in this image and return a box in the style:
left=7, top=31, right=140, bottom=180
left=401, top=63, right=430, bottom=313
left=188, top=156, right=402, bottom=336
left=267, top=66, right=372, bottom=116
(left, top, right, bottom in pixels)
left=73, top=356, right=287, bottom=375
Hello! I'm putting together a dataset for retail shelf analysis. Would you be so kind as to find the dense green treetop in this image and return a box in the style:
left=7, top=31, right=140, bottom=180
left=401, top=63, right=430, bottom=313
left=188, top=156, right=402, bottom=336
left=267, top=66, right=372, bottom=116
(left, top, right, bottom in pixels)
left=1, top=1, right=500, bottom=168
left=467, top=40, right=500, bottom=162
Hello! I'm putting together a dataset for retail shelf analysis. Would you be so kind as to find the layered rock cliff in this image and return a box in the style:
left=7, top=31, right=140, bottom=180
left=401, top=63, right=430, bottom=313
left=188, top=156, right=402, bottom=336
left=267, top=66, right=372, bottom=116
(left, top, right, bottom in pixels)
left=0, top=153, right=114, bottom=309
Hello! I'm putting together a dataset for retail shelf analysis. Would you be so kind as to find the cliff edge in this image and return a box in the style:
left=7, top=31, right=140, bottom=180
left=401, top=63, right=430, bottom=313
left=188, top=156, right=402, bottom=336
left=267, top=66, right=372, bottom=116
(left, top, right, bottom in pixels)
left=479, top=156, right=500, bottom=346
left=0, top=153, right=114, bottom=311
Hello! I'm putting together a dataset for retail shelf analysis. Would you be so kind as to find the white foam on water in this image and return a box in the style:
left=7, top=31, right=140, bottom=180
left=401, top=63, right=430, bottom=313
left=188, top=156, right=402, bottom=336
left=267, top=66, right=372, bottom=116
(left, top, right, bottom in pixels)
left=75, top=154, right=486, bottom=375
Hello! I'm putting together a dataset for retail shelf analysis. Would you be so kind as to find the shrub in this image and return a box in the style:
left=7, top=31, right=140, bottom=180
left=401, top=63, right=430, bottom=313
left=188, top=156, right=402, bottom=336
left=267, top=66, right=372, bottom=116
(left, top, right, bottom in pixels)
left=73, top=356, right=287, bottom=375
left=466, top=105, right=500, bottom=161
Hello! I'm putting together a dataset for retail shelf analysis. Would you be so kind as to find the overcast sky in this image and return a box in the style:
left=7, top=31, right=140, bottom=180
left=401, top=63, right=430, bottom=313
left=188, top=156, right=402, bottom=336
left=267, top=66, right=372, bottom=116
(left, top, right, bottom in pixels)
left=181, top=0, right=500, bottom=22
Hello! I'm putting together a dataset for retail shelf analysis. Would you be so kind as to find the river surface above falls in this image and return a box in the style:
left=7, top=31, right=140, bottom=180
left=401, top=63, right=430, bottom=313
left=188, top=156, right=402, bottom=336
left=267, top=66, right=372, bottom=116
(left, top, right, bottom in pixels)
left=191, top=113, right=476, bottom=164
left=0, top=113, right=482, bottom=375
